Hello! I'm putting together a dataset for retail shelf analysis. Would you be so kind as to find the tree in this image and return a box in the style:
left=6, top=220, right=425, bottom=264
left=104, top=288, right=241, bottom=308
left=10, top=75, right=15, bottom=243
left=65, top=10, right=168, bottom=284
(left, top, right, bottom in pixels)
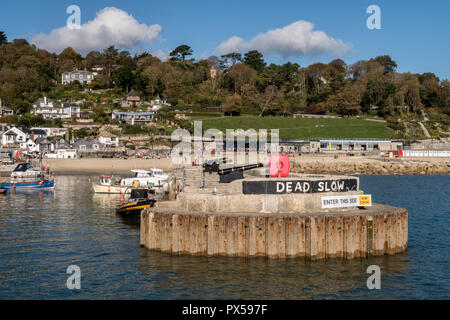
left=243, top=50, right=266, bottom=73
left=227, top=63, right=257, bottom=95
left=111, top=65, right=135, bottom=92
left=256, top=85, right=282, bottom=116
left=58, top=47, right=83, bottom=71
left=170, top=45, right=193, bottom=62
left=222, top=94, right=242, bottom=116
left=102, top=46, right=119, bottom=59
left=221, top=52, right=242, bottom=66
left=372, top=55, right=397, bottom=74
left=0, top=31, right=7, bottom=45
left=84, top=51, right=101, bottom=69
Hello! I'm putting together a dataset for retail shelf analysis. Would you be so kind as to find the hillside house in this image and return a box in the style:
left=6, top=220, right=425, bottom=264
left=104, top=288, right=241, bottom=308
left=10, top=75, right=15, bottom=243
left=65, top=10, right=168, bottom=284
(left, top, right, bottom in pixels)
left=126, top=90, right=141, bottom=106
left=62, top=70, right=95, bottom=85
left=112, top=111, right=155, bottom=125
left=32, top=97, right=81, bottom=119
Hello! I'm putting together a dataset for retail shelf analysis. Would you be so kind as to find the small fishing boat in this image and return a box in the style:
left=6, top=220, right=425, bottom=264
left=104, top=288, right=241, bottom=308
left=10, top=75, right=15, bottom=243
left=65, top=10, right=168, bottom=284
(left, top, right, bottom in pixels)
left=0, top=189, right=7, bottom=194
left=0, top=179, right=55, bottom=190
left=116, top=188, right=156, bottom=216
left=92, top=175, right=129, bottom=194
left=11, top=163, right=42, bottom=179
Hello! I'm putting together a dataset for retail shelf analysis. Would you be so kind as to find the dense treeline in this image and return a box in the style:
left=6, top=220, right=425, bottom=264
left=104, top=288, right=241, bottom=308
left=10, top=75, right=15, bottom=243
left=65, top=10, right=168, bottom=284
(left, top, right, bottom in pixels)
left=0, top=32, right=449, bottom=122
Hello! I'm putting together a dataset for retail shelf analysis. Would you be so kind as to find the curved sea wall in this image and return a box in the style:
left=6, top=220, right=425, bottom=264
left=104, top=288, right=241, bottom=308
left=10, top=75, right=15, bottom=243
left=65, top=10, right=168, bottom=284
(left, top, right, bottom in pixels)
left=141, top=175, right=408, bottom=260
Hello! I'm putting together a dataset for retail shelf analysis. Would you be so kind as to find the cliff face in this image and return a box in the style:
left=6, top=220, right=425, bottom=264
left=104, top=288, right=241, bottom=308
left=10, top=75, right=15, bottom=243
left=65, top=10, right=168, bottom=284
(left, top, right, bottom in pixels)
left=291, top=159, right=449, bottom=175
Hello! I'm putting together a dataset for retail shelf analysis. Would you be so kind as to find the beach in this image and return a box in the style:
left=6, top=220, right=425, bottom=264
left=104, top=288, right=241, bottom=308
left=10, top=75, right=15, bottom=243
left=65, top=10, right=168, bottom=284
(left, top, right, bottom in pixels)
left=42, top=157, right=179, bottom=175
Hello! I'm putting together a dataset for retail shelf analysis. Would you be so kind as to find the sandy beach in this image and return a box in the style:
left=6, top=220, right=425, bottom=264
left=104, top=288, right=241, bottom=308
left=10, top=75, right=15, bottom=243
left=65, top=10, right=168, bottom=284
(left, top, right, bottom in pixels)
left=43, top=157, right=179, bottom=175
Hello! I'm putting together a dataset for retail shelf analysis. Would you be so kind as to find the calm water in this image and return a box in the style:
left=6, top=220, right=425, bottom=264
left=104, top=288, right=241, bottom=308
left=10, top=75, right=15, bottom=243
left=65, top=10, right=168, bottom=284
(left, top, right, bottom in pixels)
left=0, top=175, right=448, bottom=299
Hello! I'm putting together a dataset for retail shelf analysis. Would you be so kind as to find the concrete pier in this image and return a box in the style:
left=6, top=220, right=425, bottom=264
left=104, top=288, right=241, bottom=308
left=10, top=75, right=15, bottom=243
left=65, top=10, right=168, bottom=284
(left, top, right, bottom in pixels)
left=140, top=174, right=408, bottom=260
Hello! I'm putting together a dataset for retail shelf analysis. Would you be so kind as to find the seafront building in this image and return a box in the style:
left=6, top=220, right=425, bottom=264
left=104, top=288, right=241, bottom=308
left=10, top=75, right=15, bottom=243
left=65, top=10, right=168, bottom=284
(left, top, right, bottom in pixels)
left=278, top=139, right=403, bottom=154
left=317, top=139, right=403, bottom=152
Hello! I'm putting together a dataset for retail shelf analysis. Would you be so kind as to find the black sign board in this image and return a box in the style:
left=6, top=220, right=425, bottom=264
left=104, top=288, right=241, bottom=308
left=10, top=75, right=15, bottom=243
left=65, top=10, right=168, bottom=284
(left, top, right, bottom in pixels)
left=242, top=179, right=358, bottom=194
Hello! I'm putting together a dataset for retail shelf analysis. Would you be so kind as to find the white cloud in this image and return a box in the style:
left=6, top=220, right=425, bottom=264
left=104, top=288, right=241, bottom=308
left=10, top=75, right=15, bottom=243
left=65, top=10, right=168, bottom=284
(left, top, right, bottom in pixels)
left=216, top=20, right=351, bottom=57
left=32, top=7, right=162, bottom=54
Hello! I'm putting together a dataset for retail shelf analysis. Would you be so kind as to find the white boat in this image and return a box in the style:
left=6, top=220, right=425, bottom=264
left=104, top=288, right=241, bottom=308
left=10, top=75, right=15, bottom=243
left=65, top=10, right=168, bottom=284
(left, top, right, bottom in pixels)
left=150, top=168, right=169, bottom=181
left=92, top=169, right=170, bottom=195
left=119, top=169, right=169, bottom=188
left=11, top=163, right=42, bottom=179
left=92, top=175, right=129, bottom=194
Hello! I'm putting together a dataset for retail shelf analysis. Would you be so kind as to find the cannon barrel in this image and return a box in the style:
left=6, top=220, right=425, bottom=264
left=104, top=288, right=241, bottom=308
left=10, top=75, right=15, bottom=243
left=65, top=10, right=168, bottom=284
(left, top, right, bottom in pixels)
left=202, top=158, right=232, bottom=174
left=218, top=163, right=263, bottom=175
left=203, top=157, right=230, bottom=166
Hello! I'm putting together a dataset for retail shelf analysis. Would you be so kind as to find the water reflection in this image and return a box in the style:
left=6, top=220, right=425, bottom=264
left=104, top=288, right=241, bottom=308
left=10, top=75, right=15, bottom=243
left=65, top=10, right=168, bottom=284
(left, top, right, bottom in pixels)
left=136, top=249, right=412, bottom=299
left=0, top=175, right=448, bottom=299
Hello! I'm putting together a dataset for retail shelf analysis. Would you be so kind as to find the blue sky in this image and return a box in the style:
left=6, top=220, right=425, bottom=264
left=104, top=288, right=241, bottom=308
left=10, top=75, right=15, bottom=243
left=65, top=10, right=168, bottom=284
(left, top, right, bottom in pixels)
left=1, top=0, right=449, bottom=79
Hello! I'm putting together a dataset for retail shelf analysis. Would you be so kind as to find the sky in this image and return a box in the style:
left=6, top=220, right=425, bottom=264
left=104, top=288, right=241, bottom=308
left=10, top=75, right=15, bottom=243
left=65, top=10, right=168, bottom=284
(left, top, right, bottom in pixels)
left=0, top=0, right=449, bottom=79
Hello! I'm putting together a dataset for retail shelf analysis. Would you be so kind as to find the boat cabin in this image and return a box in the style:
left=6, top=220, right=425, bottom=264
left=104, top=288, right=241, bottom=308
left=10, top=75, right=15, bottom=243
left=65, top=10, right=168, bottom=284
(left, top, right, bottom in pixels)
left=132, top=170, right=154, bottom=178
left=13, top=163, right=36, bottom=172
left=99, top=176, right=113, bottom=185
left=150, top=168, right=166, bottom=177
left=130, top=188, right=151, bottom=200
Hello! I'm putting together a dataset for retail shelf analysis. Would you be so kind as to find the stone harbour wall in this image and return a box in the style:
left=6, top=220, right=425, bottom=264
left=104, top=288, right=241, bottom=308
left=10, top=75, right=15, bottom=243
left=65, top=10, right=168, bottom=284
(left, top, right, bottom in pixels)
left=140, top=205, right=408, bottom=260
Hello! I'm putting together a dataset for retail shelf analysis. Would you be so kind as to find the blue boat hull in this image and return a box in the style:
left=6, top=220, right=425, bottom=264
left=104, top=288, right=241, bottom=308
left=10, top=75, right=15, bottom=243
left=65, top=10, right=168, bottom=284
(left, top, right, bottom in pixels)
left=0, top=180, right=55, bottom=190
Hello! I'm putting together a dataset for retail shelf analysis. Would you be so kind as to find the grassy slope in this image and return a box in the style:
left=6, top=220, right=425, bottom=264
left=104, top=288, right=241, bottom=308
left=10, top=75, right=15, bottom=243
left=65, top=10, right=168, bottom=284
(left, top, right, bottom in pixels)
left=198, top=116, right=393, bottom=140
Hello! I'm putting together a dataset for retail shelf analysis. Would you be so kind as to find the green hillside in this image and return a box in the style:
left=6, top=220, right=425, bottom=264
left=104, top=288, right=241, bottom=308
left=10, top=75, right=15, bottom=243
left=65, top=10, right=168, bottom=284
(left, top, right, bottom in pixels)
left=200, top=116, right=393, bottom=140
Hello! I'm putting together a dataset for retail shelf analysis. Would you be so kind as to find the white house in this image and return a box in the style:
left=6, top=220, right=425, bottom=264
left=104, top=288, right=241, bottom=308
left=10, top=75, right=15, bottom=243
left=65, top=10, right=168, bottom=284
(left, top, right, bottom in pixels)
left=32, top=97, right=81, bottom=119
left=62, top=70, right=95, bottom=85
left=98, top=136, right=119, bottom=148
left=31, top=127, right=68, bottom=137
left=112, top=111, right=155, bottom=125
left=149, top=96, right=171, bottom=111
left=1, top=127, right=28, bottom=148
left=45, top=149, right=77, bottom=159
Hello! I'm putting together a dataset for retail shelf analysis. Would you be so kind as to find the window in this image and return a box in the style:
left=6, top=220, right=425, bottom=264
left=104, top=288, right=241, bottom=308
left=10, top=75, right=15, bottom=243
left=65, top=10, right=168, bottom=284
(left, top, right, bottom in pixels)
left=80, top=145, right=86, bottom=151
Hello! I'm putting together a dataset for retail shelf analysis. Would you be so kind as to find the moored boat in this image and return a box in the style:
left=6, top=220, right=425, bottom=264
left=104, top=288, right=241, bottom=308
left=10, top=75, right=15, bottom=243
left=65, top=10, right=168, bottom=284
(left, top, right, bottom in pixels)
left=0, top=179, right=55, bottom=190
left=120, top=169, right=169, bottom=188
left=11, top=163, right=42, bottom=179
left=92, top=175, right=129, bottom=194
left=116, top=188, right=156, bottom=216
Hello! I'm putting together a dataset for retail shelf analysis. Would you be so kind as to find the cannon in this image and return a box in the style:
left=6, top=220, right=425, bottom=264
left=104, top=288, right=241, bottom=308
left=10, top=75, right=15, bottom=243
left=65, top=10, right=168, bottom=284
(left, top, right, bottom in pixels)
left=218, top=163, right=264, bottom=183
left=202, top=157, right=231, bottom=174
